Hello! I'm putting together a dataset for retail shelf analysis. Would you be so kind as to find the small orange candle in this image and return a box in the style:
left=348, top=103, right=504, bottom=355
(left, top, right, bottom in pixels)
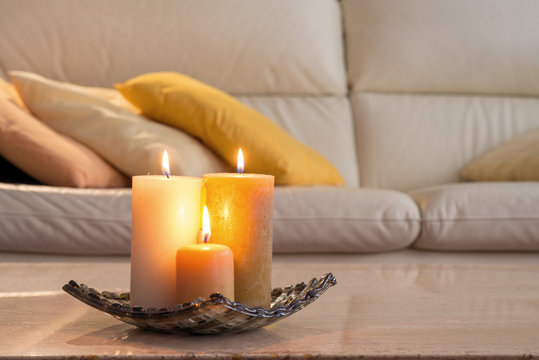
left=176, top=205, right=234, bottom=304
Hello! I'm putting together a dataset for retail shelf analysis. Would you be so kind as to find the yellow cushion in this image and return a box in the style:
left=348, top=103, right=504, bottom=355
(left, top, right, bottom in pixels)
left=116, top=72, right=345, bottom=186
left=461, top=128, right=539, bottom=181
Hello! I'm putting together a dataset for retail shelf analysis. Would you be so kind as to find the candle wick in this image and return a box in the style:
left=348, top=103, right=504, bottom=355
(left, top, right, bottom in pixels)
left=161, top=169, right=170, bottom=178
left=203, top=233, right=210, bottom=243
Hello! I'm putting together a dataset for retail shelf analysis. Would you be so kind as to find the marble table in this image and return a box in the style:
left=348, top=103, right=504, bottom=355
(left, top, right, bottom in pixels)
left=1, top=250, right=539, bottom=359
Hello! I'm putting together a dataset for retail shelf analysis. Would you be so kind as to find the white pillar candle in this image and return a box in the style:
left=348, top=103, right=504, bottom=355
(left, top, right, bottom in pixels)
left=130, top=151, right=202, bottom=309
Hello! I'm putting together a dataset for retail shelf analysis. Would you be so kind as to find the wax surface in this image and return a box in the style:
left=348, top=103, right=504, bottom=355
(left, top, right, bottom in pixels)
left=203, top=173, right=274, bottom=308
left=176, top=243, right=234, bottom=304
left=131, top=175, right=202, bottom=308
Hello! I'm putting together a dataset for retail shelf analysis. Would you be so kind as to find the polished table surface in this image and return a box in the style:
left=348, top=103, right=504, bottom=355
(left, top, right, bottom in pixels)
left=1, top=250, right=539, bottom=359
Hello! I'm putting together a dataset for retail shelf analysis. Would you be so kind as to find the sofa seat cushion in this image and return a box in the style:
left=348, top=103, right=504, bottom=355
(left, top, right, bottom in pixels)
left=410, top=182, right=539, bottom=251
left=273, top=186, right=420, bottom=253
left=0, top=183, right=420, bottom=255
left=0, top=183, right=132, bottom=255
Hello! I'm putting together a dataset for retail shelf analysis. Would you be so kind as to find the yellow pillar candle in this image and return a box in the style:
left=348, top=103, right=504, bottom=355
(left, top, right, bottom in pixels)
left=202, top=149, right=274, bottom=308
left=176, top=205, right=234, bottom=304
left=131, top=150, right=202, bottom=309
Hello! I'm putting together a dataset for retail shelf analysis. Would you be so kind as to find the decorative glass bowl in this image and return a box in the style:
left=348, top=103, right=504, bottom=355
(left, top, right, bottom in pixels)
left=62, top=273, right=336, bottom=335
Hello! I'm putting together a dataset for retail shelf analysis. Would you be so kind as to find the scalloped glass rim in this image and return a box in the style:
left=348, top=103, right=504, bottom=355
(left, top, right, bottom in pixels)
left=62, top=272, right=336, bottom=335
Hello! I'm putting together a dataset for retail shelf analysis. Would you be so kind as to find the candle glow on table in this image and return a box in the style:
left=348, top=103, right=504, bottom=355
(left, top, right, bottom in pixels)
left=131, top=150, right=202, bottom=309
left=203, top=149, right=274, bottom=308
left=176, top=205, right=234, bottom=304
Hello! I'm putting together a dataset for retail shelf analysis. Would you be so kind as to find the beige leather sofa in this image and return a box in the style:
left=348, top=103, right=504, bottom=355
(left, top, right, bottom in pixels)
left=0, top=0, right=538, bottom=255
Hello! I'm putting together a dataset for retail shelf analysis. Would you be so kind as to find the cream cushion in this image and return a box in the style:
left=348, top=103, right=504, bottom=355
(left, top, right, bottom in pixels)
left=9, top=71, right=230, bottom=177
left=0, top=0, right=346, bottom=94
left=351, top=92, right=539, bottom=191
left=410, top=183, right=539, bottom=250
left=461, top=128, right=539, bottom=181
left=343, top=0, right=539, bottom=96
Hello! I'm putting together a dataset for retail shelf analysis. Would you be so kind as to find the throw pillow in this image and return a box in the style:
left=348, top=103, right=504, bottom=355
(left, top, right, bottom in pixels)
left=0, top=79, right=129, bottom=188
left=9, top=71, right=230, bottom=177
left=461, top=128, right=539, bottom=181
left=115, top=72, right=345, bottom=185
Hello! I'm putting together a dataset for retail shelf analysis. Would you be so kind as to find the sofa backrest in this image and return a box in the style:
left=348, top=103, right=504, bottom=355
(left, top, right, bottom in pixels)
left=0, top=0, right=360, bottom=186
left=343, top=0, right=539, bottom=191
left=3, top=0, right=538, bottom=192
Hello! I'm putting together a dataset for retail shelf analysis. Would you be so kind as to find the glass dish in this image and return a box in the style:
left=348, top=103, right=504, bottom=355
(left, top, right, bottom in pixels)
left=62, top=272, right=336, bottom=335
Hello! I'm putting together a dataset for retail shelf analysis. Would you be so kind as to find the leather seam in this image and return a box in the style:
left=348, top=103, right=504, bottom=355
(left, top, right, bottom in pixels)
left=275, top=218, right=420, bottom=222
left=0, top=212, right=130, bottom=223
left=422, top=218, right=539, bottom=222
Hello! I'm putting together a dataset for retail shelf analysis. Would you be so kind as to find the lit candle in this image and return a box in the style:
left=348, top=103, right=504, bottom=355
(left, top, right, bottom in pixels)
left=131, top=150, right=202, bottom=309
left=203, top=148, right=274, bottom=308
left=176, top=205, right=234, bottom=304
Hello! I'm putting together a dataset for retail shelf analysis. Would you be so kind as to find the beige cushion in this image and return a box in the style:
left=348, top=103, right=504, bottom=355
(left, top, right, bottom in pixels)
left=351, top=92, right=539, bottom=191
left=0, top=0, right=346, bottom=94
left=343, top=0, right=539, bottom=96
left=461, top=128, right=539, bottom=181
left=9, top=71, right=230, bottom=177
left=410, top=183, right=539, bottom=251
left=274, top=186, right=420, bottom=253
left=0, top=79, right=129, bottom=188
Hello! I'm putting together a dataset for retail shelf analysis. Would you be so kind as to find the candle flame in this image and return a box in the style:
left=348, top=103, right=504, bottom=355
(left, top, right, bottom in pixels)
left=161, top=150, right=171, bottom=178
left=202, top=205, right=211, bottom=243
left=237, top=148, right=244, bottom=174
